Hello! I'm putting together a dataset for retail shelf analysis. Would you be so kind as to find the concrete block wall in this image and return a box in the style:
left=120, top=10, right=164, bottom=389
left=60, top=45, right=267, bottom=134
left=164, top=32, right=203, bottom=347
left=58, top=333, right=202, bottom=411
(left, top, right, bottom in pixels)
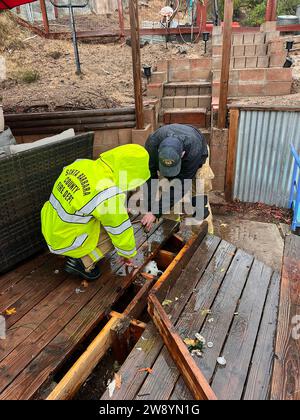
left=212, top=25, right=291, bottom=98
left=146, top=58, right=212, bottom=100
left=213, top=33, right=286, bottom=70
left=212, top=68, right=292, bottom=97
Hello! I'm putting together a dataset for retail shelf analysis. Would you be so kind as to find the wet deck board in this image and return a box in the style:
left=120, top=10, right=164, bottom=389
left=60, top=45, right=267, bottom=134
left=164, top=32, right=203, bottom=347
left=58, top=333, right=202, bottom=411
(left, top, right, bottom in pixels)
left=102, top=234, right=281, bottom=401
left=271, top=234, right=300, bottom=400
left=0, top=219, right=178, bottom=400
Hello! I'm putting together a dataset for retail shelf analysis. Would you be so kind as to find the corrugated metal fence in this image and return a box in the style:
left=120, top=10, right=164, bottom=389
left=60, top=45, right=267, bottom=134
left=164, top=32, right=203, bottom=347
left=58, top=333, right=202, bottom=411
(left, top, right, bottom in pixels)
left=234, top=109, right=300, bottom=208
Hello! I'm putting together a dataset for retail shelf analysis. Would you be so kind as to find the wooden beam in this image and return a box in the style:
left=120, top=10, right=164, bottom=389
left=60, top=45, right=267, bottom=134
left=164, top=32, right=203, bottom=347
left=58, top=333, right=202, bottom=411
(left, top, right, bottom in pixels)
left=265, top=0, right=277, bottom=22
left=40, top=0, right=50, bottom=35
left=118, top=0, right=125, bottom=39
left=123, top=277, right=157, bottom=320
left=148, top=294, right=217, bottom=400
left=150, top=222, right=208, bottom=302
left=129, top=0, right=144, bottom=130
left=46, top=315, right=122, bottom=400
left=225, top=108, right=239, bottom=202
left=197, top=0, right=207, bottom=33
left=156, top=250, right=176, bottom=271
left=218, top=0, right=233, bottom=129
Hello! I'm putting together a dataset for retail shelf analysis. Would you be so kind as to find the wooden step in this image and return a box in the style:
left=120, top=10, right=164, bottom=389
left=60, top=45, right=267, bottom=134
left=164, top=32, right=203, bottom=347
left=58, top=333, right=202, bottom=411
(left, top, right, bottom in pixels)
left=164, top=81, right=212, bottom=97
left=163, top=108, right=210, bottom=128
left=162, top=95, right=212, bottom=110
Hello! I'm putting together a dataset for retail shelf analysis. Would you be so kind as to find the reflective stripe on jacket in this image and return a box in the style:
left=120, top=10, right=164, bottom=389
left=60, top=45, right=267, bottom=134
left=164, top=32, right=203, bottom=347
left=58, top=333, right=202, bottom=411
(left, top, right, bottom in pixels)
left=41, top=144, right=150, bottom=259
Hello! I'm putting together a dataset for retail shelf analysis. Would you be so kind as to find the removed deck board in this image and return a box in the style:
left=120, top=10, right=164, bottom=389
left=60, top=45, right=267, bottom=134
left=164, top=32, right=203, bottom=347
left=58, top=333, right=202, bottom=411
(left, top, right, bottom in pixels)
left=0, top=220, right=178, bottom=400
left=102, top=233, right=280, bottom=401
left=271, top=233, right=300, bottom=400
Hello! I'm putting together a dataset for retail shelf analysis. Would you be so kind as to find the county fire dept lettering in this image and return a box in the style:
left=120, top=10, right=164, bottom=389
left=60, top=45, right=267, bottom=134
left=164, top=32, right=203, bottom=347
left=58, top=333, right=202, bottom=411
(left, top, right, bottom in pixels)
left=56, top=169, right=91, bottom=204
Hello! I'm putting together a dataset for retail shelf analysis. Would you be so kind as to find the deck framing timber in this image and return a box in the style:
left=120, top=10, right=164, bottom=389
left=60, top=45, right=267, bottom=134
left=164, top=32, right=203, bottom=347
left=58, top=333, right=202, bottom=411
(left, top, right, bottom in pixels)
left=102, top=225, right=281, bottom=401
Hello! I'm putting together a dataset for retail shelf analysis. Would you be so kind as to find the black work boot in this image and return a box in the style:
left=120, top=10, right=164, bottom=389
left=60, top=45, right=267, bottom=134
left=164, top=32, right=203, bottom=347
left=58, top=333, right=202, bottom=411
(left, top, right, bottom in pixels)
left=64, top=257, right=101, bottom=282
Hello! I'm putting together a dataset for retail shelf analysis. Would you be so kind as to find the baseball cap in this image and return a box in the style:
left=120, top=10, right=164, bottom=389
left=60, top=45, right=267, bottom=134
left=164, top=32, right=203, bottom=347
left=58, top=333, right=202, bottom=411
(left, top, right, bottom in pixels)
left=158, top=137, right=183, bottom=178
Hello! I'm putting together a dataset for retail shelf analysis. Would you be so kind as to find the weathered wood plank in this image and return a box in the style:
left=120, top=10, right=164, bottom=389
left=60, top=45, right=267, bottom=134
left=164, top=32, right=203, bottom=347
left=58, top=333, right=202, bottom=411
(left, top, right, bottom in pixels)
left=148, top=295, right=217, bottom=400
left=225, top=108, right=239, bottom=201
left=0, top=256, right=67, bottom=330
left=138, top=240, right=236, bottom=400
left=271, top=234, right=300, bottom=400
left=211, top=259, right=273, bottom=400
left=0, top=222, right=144, bottom=394
left=0, top=252, right=48, bottom=295
left=0, top=221, right=178, bottom=400
left=0, top=223, right=144, bottom=367
left=171, top=249, right=254, bottom=400
left=101, top=234, right=220, bottom=400
left=0, top=254, right=60, bottom=312
left=243, top=271, right=280, bottom=400
left=46, top=315, right=122, bottom=400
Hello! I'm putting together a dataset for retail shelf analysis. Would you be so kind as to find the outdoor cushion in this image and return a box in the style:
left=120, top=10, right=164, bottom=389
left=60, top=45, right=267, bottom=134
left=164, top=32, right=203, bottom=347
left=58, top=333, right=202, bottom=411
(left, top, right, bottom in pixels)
left=9, top=128, right=75, bottom=154
left=0, top=127, right=16, bottom=158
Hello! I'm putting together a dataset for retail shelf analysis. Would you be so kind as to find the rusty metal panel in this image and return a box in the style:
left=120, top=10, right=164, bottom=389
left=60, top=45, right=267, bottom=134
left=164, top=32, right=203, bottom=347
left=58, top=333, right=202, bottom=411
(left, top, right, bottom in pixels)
left=234, top=110, right=300, bottom=208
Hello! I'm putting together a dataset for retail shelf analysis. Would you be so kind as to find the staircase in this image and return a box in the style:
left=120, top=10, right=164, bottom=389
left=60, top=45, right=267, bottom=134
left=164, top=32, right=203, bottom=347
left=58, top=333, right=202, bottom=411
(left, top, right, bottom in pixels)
left=146, top=58, right=212, bottom=141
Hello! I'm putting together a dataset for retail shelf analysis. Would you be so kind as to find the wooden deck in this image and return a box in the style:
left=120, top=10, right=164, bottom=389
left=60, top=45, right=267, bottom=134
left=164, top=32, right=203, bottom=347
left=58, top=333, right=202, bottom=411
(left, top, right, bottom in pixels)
left=271, top=234, right=300, bottom=400
left=0, top=219, right=179, bottom=400
left=102, top=233, right=281, bottom=400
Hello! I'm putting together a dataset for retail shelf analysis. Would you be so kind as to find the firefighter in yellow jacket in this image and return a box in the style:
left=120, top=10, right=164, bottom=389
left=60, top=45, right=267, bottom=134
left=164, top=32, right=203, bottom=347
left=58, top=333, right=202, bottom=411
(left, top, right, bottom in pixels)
left=41, top=144, right=150, bottom=282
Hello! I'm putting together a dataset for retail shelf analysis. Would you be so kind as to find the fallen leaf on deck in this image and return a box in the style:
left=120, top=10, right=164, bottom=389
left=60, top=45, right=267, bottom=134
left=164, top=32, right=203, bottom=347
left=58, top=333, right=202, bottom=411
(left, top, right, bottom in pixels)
left=138, top=367, right=153, bottom=374
left=81, top=280, right=89, bottom=289
left=162, top=299, right=173, bottom=307
left=201, top=309, right=212, bottom=316
left=184, top=338, right=196, bottom=347
left=114, top=373, right=122, bottom=389
left=191, top=349, right=203, bottom=357
left=4, top=308, right=16, bottom=316
left=195, top=333, right=206, bottom=345
left=220, top=223, right=228, bottom=228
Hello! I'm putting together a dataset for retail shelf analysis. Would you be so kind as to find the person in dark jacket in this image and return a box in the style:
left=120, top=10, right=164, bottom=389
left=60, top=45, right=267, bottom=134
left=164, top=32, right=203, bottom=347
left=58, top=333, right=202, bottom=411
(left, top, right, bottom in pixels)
left=141, top=124, right=211, bottom=231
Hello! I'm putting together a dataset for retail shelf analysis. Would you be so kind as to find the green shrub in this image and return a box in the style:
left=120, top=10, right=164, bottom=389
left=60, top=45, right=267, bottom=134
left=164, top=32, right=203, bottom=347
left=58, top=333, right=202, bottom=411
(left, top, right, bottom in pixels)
left=18, top=69, right=40, bottom=84
left=217, top=0, right=300, bottom=26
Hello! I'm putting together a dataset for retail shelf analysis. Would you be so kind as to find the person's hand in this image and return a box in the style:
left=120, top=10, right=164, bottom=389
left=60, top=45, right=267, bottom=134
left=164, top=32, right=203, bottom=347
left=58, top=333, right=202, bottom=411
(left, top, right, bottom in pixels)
left=121, top=257, right=134, bottom=267
left=141, top=212, right=156, bottom=232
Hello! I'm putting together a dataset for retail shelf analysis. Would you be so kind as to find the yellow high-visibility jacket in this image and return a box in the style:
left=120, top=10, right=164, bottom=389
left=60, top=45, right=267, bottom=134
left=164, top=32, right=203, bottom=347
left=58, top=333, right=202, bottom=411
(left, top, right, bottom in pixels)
left=41, top=144, right=150, bottom=259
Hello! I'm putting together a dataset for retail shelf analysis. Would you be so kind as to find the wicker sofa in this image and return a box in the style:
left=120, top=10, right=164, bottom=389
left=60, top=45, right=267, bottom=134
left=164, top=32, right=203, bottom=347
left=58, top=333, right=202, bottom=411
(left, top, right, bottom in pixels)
left=0, top=132, right=94, bottom=274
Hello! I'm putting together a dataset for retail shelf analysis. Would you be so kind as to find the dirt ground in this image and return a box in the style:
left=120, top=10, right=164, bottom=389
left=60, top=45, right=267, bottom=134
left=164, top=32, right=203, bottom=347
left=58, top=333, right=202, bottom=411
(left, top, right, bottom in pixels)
left=1, top=8, right=300, bottom=113
left=0, top=10, right=205, bottom=113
